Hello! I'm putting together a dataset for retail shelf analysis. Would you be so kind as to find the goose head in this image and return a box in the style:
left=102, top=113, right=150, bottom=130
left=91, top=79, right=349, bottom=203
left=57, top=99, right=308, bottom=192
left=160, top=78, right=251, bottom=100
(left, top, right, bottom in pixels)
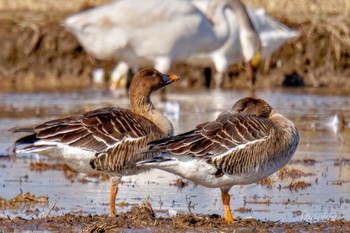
left=129, top=68, right=180, bottom=110
left=129, top=68, right=179, bottom=136
left=232, top=97, right=273, bottom=118
left=129, top=68, right=179, bottom=94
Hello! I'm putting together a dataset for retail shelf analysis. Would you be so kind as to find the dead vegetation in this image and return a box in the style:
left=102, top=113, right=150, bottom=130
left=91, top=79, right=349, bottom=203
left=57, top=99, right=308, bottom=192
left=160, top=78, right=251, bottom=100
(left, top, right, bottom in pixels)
left=278, top=167, right=316, bottom=180
left=257, top=167, right=316, bottom=189
left=29, top=161, right=110, bottom=182
left=287, top=181, right=312, bottom=192
left=1, top=198, right=350, bottom=232
left=241, top=0, right=350, bottom=88
left=0, top=0, right=113, bottom=12
left=170, top=178, right=189, bottom=189
left=290, top=158, right=318, bottom=166
left=333, top=158, right=350, bottom=166
left=244, top=199, right=271, bottom=205
left=29, top=161, right=69, bottom=171
left=235, top=207, right=252, bottom=213
left=0, top=192, right=48, bottom=210
left=257, top=177, right=274, bottom=189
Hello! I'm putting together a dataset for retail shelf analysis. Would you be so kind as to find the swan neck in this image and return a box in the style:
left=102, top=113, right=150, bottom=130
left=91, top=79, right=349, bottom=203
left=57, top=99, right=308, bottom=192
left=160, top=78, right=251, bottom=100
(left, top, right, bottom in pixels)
left=230, top=0, right=255, bottom=33
left=213, top=5, right=231, bottom=43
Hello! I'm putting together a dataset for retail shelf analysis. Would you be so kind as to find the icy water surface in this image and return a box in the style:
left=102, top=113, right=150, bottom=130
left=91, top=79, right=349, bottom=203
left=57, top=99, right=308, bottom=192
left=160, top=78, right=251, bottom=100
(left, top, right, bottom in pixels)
left=0, top=88, right=349, bottom=222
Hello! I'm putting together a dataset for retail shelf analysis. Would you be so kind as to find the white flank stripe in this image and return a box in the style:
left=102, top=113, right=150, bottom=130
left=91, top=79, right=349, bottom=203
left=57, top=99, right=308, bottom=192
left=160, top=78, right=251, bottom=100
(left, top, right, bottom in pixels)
left=214, top=137, right=267, bottom=160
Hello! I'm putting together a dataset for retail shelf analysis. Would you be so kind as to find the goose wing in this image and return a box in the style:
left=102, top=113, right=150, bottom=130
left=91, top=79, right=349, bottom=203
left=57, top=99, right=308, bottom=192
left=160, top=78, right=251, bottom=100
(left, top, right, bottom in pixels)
left=147, top=112, right=274, bottom=158
left=12, top=107, right=159, bottom=154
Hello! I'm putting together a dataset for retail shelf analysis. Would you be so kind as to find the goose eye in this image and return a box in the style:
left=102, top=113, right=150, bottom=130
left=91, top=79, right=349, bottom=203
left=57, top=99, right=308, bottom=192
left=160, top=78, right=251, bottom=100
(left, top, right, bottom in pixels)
left=145, top=71, right=154, bottom=77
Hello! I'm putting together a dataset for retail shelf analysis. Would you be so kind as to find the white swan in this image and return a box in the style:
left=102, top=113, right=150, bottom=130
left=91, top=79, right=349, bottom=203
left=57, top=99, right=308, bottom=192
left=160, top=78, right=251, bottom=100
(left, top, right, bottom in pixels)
left=64, top=0, right=261, bottom=88
left=189, top=0, right=298, bottom=87
left=104, top=1, right=298, bottom=90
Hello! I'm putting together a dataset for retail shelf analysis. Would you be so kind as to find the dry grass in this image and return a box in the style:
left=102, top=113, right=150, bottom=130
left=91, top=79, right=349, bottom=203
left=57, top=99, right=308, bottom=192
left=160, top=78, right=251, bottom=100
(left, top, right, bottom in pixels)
left=235, top=207, right=252, bottom=213
left=0, top=192, right=48, bottom=210
left=287, top=181, right=312, bottom=192
left=0, top=0, right=112, bottom=12
left=257, top=177, right=274, bottom=189
left=278, top=168, right=316, bottom=181
left=245, top=0, right=350, bottom=79
left=244, top=0, right=350, bottom=88
left=2, top=0, right=349, bottom=17
left=244, top=0, right=350, bottom=21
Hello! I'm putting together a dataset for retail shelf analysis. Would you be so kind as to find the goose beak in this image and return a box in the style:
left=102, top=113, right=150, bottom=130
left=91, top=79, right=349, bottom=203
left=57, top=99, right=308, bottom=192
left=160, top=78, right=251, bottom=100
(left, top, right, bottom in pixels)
left=162, top=74, right=180, bottom=86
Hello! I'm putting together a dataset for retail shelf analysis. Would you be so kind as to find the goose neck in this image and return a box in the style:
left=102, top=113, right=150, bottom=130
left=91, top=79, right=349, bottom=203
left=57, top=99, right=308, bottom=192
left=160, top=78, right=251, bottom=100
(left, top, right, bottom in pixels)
left=130, top=92, right=173, bottom=137
left=130, top=92, right=154, bottom=117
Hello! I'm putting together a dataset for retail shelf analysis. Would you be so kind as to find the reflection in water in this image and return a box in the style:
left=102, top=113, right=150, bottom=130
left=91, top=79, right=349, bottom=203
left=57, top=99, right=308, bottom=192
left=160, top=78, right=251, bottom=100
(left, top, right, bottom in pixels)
left=0, top=88, right=349, bottom=222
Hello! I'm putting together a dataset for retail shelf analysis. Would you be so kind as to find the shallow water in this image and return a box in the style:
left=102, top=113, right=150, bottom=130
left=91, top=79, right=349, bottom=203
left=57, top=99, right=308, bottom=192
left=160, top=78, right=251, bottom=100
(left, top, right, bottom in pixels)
left=0, top=87, right=349, bottom=223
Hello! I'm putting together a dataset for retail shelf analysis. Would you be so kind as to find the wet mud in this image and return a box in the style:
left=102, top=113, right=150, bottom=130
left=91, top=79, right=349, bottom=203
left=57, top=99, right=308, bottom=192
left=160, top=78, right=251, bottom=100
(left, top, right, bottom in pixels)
left=1, top=197, right=350, bottom=232
left=1, top=154, right=349, bottom=232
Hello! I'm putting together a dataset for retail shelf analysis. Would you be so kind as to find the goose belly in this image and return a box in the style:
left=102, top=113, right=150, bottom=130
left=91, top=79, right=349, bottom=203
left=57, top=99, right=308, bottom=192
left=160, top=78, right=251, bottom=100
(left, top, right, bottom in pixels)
left=150, top=156, right=283, bottom=188
left=150, top=157, right=250, bottom=188
left=28, top=142, right=98, bottom=175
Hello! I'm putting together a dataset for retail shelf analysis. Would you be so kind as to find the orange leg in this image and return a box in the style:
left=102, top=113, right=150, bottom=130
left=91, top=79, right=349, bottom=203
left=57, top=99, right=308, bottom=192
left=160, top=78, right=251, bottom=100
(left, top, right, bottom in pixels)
left=109, top=182, right=118, bottom=217
left=221, top=190, right=234, bottom=222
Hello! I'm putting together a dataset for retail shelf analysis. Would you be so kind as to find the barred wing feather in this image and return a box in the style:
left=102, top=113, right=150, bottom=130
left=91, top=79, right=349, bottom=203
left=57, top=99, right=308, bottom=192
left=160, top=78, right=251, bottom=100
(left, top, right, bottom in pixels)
left=147, top=113, right=274, bottom=164
left=14, top=107, right=162, bottom=162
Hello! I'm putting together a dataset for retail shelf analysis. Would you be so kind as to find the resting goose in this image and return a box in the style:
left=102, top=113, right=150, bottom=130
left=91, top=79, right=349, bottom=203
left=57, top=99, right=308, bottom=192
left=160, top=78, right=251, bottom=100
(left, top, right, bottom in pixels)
left=138, top=97, right=299, bottom=222
left=10, top=68, right=180, bottom=217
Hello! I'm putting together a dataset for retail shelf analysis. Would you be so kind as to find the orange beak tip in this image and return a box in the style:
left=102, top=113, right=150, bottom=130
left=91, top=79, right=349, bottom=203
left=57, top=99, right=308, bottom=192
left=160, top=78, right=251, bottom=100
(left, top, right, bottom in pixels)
left=170, top=74, right=180, bottom=81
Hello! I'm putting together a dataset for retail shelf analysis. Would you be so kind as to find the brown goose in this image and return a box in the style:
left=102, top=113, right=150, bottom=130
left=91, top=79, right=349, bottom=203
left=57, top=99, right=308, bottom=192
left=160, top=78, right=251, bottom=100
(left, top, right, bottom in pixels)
left=138, top=97, right=299, bottom=222
left=11, top=68, right=180, bottom=217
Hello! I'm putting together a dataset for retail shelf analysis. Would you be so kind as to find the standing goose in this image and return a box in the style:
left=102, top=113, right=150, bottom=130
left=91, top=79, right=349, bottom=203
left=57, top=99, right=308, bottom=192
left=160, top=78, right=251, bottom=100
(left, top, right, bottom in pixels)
left=10, top=68, right=180, bottom=217
left=137, top=97, right=299, bottom=222
left=64, top=0, right=260, bottom=89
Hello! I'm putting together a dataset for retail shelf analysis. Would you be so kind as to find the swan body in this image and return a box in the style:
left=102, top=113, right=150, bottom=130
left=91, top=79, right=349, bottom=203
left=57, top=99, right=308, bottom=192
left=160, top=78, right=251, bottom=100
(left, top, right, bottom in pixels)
left=95, top=0, right=297, bottom=89
left=189, top=1, right=298, bottom=86
left=64, top=0, right=263, bottom=89
left=64, top=0, right=227, bottom=73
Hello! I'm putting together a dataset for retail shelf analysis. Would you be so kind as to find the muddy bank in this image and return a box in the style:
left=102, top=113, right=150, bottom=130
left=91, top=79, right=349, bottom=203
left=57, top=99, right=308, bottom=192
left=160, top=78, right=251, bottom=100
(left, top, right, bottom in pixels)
left=0, top=9, right=349, bottom=92
left=1, top=201, right=350, bottom=232
left=0, top=11, right=114, bottom=92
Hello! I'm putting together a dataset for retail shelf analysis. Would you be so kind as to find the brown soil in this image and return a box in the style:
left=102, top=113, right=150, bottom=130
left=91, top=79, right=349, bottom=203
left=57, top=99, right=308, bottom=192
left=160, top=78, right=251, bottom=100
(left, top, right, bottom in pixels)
left=1, top=198, right=350, bottom=232
left=0, top=8, right=349, bottom=92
